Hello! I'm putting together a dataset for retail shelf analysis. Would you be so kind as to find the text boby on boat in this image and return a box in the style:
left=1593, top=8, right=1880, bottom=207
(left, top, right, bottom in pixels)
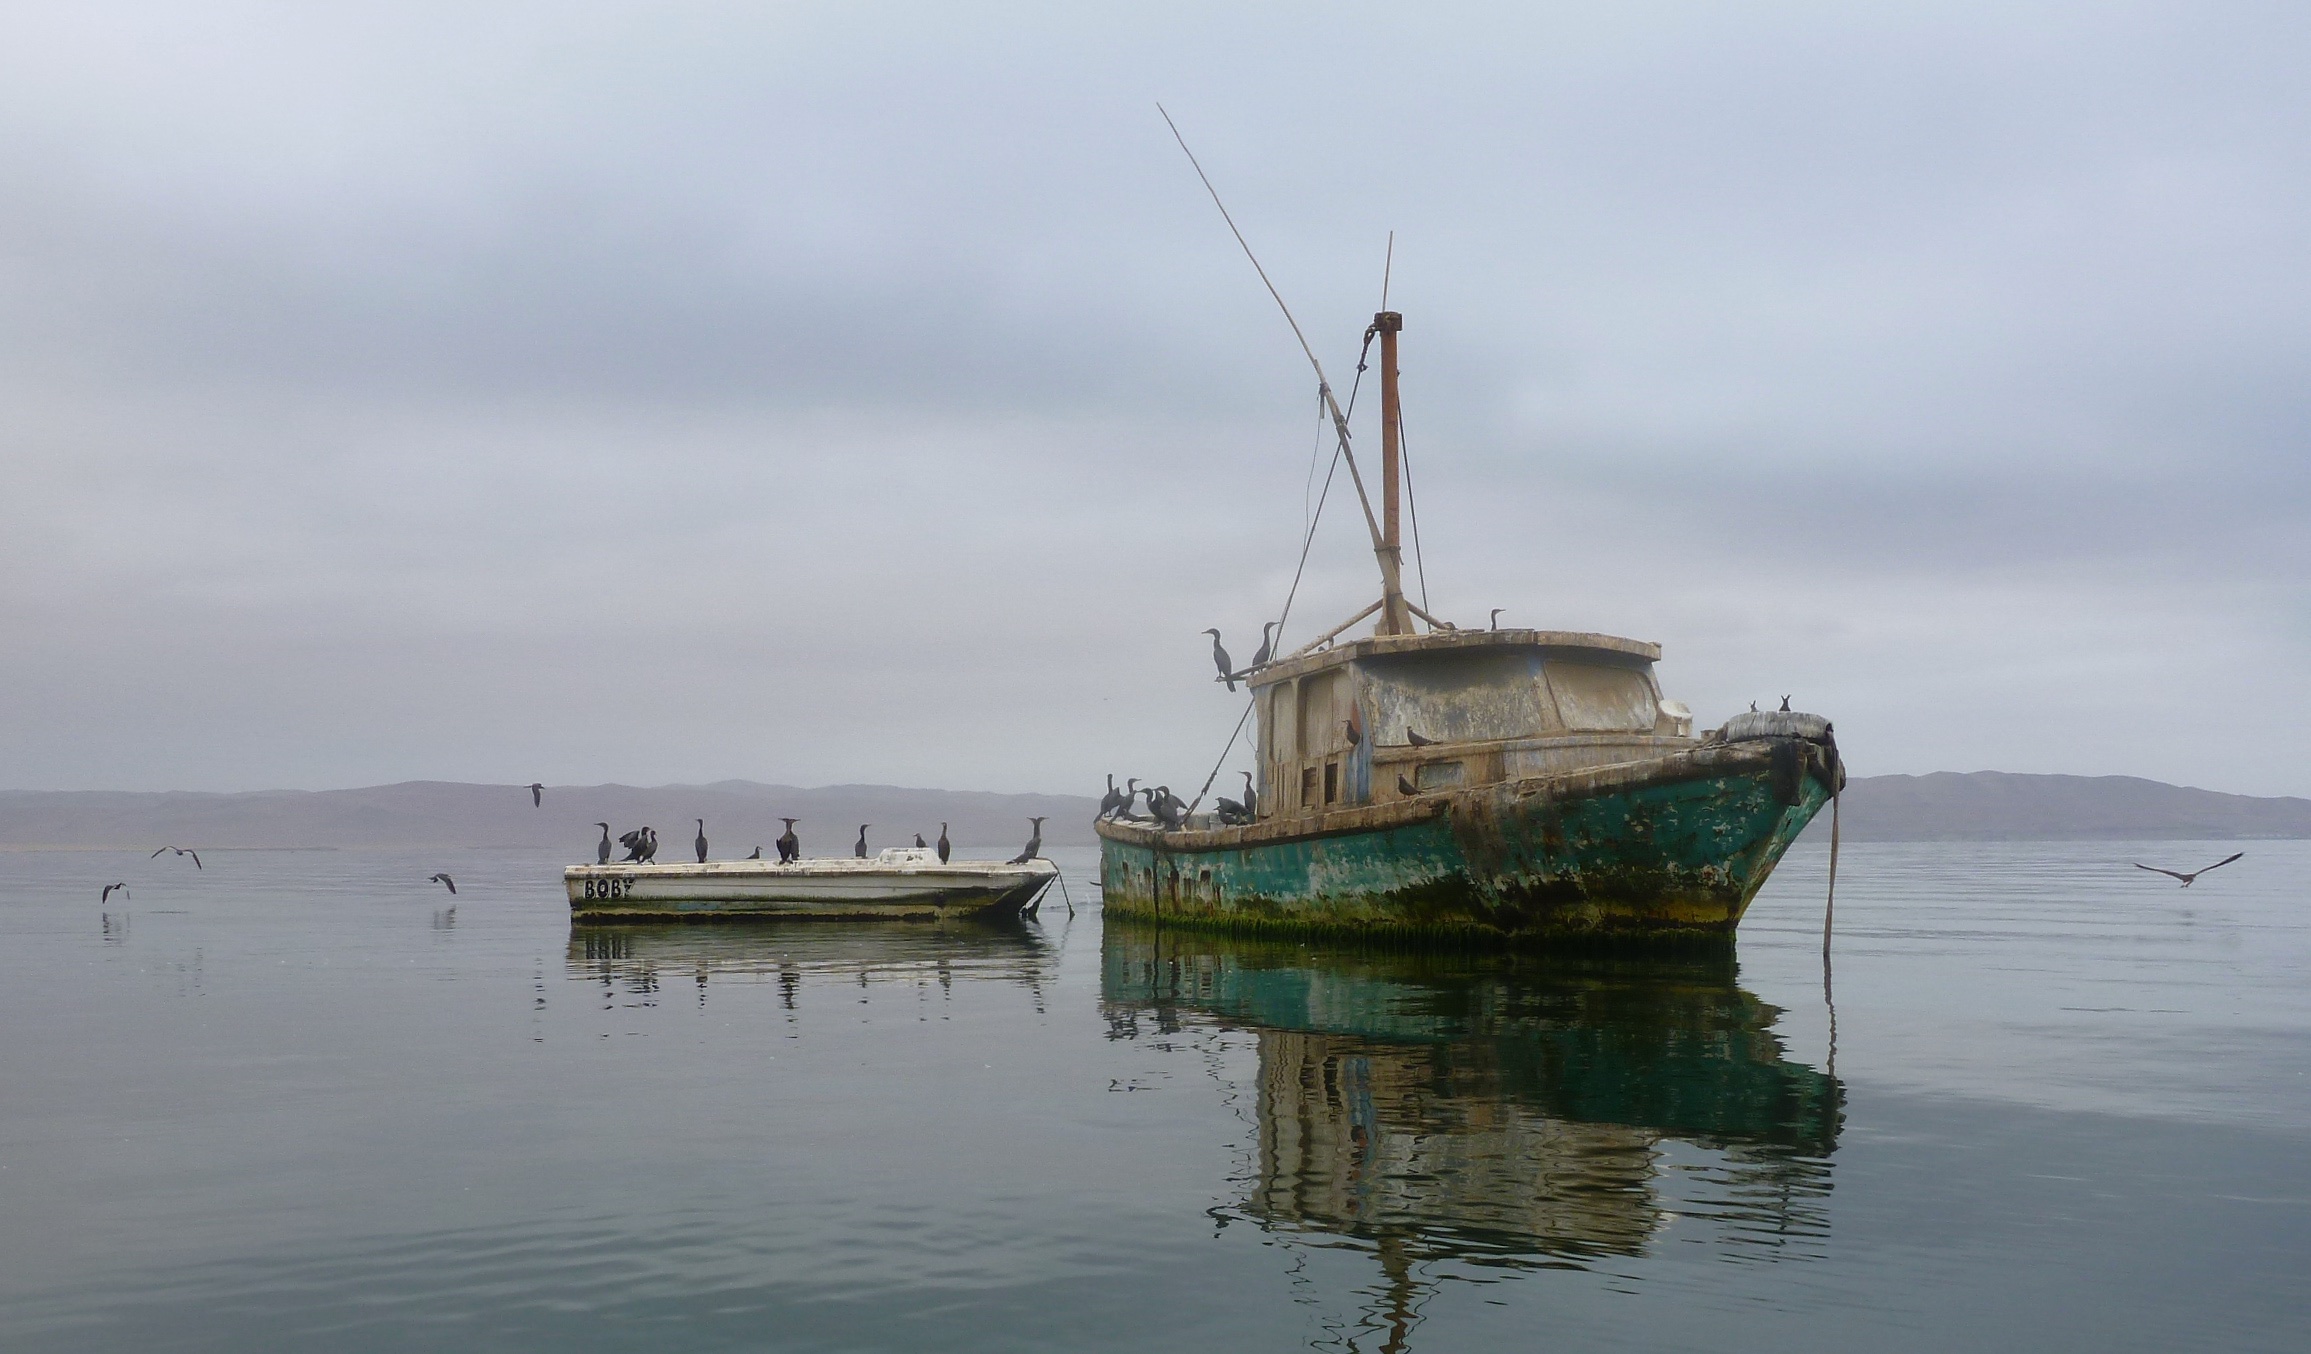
left=1096, top=311, right=1842, bottom=944
left=566, top=847, right=1057, bottom=922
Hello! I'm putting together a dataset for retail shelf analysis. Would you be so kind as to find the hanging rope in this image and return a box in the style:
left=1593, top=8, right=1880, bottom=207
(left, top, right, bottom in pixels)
left=1184, top=697, right=1258, bottom=816
left=1398, top=404, right=1431, bottom=618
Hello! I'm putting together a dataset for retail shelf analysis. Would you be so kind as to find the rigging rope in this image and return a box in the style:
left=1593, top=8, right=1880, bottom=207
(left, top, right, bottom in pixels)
left=1398, top=404, right=1431, bottom=617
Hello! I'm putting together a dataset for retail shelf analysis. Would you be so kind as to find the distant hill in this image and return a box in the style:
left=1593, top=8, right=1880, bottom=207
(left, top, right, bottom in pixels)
left=1837, top=772, right=2311, bottom=841
left=2, top=771, right=2304, bottom=852
left=0, top=781, right=1101, bottom=855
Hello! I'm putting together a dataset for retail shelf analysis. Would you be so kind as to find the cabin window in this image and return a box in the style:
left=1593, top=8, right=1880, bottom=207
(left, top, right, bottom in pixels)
left=1300, top=766, right=1320, bottom=809
left=1323, top=760, right=1339, bottom=805
left=1545, top=661, right=1658, bottom=732
left=1414, top=761, right=1466, bottom=791
left=1297, top=669, right=1349, bottom=755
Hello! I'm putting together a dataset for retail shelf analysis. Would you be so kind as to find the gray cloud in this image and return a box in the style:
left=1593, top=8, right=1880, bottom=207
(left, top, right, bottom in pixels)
left=3, top=2, right=2307, bottom=797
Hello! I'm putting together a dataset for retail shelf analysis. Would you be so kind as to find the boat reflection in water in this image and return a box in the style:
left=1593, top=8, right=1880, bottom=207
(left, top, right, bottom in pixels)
left=1103, top=922, right=1840, bottom=1287
left=567, top=918, right=1057, bottom=1012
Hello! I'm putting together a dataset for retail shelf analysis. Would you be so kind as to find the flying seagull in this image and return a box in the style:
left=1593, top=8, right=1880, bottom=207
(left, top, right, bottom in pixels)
left=151, top=846, right=202, bottom=869
left=428, top=873, right=457, bottom=895
left=2132, top=853, right=2243, bottom=887
left=529, top=783, right=544, bottom=807
left=101, top=882, right=129, bottom=904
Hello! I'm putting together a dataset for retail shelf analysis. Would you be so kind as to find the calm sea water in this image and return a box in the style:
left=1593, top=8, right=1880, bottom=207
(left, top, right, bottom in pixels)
left=3, top=839, right=2305, bottom=1351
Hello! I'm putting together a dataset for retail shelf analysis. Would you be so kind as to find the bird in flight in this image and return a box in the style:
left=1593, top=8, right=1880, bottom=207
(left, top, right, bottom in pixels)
left=529, top=783, right=544, bottom=807
left=151, top=846, right=202, bottom=869
left=428, top=873, right=457, bottom=895
left=2132, top=853, right=2242, bottom=887
left=101, top=882, right=129, bottom=904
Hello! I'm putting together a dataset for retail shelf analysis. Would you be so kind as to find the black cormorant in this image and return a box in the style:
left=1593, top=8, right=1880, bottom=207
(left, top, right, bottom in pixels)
left=1203, top=628, right=1235, bottom=691
left=854, top=825, right=870, bottom=858
left=1097, top=774, right=1124, bottom=819
left=1240, top=770, right=1257, bottom=819
left=595, top=823, right=612, bottom=864
left=777, top=819, right=800, bottom=864
left=914, top=833, right=927, bottom=849
left=694, top=820, right=709, bottom=863
left=748, top=846, right=762, bottom=859
left=1249, top=621, right=1277, bottom=670
left=1008, top=817, right=1046, bottom=864
left=936, top=823, right=950, bottom=864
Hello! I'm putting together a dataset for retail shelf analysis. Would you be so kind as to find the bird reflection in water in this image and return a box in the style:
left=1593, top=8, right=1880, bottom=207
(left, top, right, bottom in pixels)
left=1103, top=924, right=1842, bottom=1349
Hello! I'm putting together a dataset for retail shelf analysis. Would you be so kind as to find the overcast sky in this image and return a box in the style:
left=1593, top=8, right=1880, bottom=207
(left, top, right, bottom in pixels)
left=3, top=1, right=2306, bottom=798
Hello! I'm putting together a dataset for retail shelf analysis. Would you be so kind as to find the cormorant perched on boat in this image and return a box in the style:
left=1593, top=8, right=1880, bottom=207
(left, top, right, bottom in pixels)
left=1405, top=728, right=1435, bottom=747
left=101, top=882, right=128, bottom=904
left=1240, top=770, right=1257, bottom=819
left=913, top=833, right=927, bottom=849
left=2133, top=853, right=2243, bottom=887
left=1204, top=628, right=1235, bottom=691
left=936, top=823, right=950, bottom=864
left=854, top=825, right=870, bottom=858
left=748, top=846, right=762, bottom=859
left=1008, top=817, right=1046, bottom=864
left=1780, top=695, right=1791, bottom=712
left=1097, top=774, right=1124, bottom=819
left=1490, top=609, right=1504, bottom=630
left=640, top=827, right=659, bottom=863
left=1148, top=786, right=1186, bottom=830
left=694, top=820, right=709, bottom=863
left=776, top=819, right=800, bottom=864
left=1107, top=778, right=1141, bottom=820
left=1750, top=701, right=1759, bottom=713
left=618, top=828, right=646, bottom=861
left=1397, top=773, right=1418, bottom=797
left=1248, top=622, right=1277, bottom=671
left=1215, top=795, right=1248, bottom=825
left=529, top=783, right=544, bottom=807
left=428, top=873, right=457, bottom=895
left=595, top=823, right=612, bottom=865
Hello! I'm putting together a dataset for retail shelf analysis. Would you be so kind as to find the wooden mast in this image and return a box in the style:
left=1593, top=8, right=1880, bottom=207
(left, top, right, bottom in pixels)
left=1373, top=310, right=1411, bottom=635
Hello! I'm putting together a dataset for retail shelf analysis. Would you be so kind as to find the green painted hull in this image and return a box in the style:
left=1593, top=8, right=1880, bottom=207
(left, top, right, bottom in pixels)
left=1098, top=742, right=1833, bottom=945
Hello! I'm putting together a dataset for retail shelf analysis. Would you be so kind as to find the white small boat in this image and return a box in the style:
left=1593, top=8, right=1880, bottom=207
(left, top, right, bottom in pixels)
left=565, top=847, right=1057, bottom=921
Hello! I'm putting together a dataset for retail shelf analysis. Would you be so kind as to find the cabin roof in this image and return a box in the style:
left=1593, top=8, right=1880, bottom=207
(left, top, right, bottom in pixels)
left=1246, top=628, right=1661, bottom=689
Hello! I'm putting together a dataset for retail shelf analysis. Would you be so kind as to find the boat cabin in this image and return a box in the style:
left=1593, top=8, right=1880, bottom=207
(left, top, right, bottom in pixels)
left=1247, top=628, right=1695, bottom=819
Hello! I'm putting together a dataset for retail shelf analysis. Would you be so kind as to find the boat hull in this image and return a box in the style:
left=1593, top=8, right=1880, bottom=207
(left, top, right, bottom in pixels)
left=1096, top=738, right=1835, bottom=945
left=565, top=858, right=1057, bottom=922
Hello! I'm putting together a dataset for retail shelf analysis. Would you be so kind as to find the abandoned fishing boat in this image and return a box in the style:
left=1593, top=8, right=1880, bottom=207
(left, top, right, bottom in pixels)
left=565, top=847, right=1056, bottom=922
left=1096, top=310, right=1842, bottom=944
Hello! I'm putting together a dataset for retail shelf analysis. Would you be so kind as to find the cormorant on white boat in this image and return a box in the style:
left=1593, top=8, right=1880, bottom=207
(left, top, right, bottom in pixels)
left=1240, top=770, right=1257, bottom=819
left=1098, top=774, right=1125, bottom=819
left=596, top=823, right=613, bottom=865
left=694, top=820, right=709, bottom=863
left=854, top=825, right=870, bottom=859
left=748, top=846, right=762, bottom=859
left=1008, top=817, right=1046, bottom=865
left=936, top=823, right=950, bottom=864
left=777, top=819, right=800, bottom=864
